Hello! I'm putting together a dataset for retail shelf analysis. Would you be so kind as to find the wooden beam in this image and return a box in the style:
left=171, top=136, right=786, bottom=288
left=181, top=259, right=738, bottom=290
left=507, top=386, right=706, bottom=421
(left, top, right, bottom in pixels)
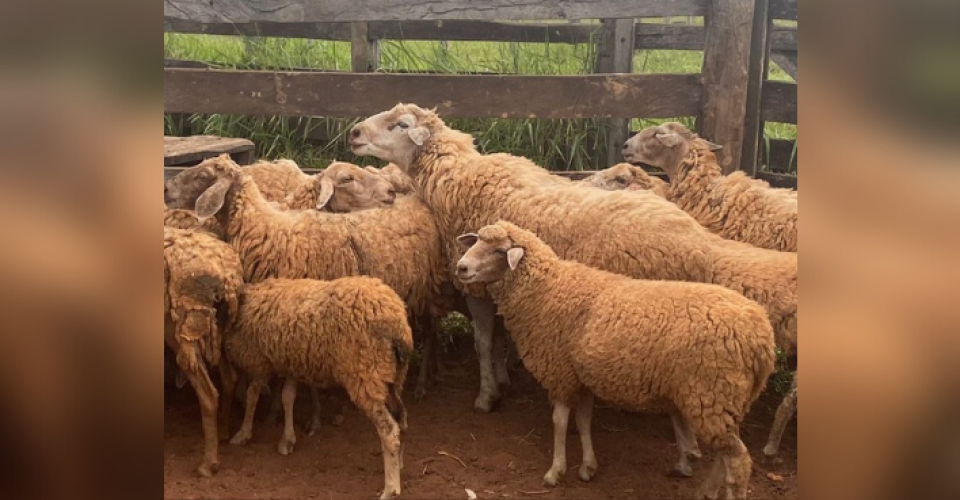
left=761, top=81, right=797, bottom=123
left=740, top=0, right=772, bottom=176
left=595, top=19, right=637, bottom=167
left=164, top=136, right=256, bottom=166
left=698, top=0, right=756, bottom=174
left=164, top=0, right=708, bottom=23
left=164, top=69, right=702, bottom=119
left=757, top=171, right=797, bottom=189
left=770, top=27, right=797, bottom=51
left=770, top=51, right=797, bottom=80
left=350, top=23, right=380, bottom=73
left=769, top=0, right=798, bottom=20
left=762, top=138, right=798, bottom=173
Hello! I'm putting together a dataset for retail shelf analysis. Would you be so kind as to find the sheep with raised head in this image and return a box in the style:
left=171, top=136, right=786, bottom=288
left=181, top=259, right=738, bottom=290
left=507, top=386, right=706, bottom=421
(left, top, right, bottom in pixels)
left=623, top=122, right=798, bottom=252
left=455, top=222, right=776, bottom=499
left=164, top=155, right=448, bottom=402
left=164, top=227, right=243, bottom=478
left=222, top=277, right=412, bottom=499
left=349, top=105, right=797, bottom=423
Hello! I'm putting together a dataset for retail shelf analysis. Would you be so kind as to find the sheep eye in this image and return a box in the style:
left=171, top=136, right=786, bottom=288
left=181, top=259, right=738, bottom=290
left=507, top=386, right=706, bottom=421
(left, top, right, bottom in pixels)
left=397, top=122, right=409, bottom=130
left=341, top=177, right=354, bottom=184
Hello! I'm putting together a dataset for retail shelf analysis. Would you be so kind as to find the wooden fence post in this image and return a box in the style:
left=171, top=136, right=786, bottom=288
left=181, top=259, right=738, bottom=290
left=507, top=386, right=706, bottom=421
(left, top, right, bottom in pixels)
left=698, top=0, right=756, bottom=174
left=351, top=22, right=380, bottom=73
left=740, top=0, right=772, bottom=176
left=595, top=18, right=636, bottom=168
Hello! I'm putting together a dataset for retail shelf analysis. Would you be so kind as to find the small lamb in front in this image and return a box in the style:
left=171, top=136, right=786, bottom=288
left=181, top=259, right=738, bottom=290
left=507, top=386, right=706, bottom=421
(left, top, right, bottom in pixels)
left=456, top=221, right=776, bottom=500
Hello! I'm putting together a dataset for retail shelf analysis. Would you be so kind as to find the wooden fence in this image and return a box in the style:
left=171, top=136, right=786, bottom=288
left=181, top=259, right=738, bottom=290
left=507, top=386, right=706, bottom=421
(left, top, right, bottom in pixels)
left=164, top=0, right=798, bottom=189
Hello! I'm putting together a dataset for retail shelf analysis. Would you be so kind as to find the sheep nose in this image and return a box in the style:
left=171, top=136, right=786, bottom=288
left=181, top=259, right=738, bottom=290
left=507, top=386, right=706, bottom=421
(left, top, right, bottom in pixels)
left=350, top=127, right=362, bottom=140
left=622, top=142, right=630, bottom=151
left=457, top=263, right=470, bottom=275
left=387, top=190, right=397, bottom=202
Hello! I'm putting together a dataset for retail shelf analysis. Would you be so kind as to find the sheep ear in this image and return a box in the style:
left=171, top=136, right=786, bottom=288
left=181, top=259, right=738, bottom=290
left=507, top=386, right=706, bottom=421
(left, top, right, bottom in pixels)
left=408, top=127, right=431, bottom=146
left=316, top=173, right=335, bottom=211
left=175, top=370, right=188, bottom=390
left=457, top=233, right=479, bottom=249
left=655, top=133, right=684, bottom=148
left=195, top=178, right=232, bottom=220
left=704, top=140, right=723, bottom=152
left=507, top=248, right=525, bottom=271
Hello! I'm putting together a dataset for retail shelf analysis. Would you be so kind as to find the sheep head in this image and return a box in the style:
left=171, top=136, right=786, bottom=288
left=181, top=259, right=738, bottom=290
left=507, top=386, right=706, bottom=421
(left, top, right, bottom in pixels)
left=622, top=122, right=721, bottom=181
left=582, top=163, right=669, bottom=197
left=164, top=154, right=243, bottom=219
left=288, top=162, right=396, bottom=212
left=350, top=103, right=444, bottom=171
left=456, top=222, right=529, bottom=285
left=377, top=164, right=416, bottom=195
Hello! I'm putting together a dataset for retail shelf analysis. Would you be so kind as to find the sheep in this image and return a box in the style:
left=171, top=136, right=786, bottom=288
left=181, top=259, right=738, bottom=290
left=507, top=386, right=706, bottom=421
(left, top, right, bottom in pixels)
left=164, top=206, right=225, bottom=239
left=164, top=155, right=449, bottom=403
left=223, top=277, right=412, bottom=500
left=455, top=222, right=776, bottom=499
left=349, top=104, right=797, bottom=426
left=163, top=227, right=243, bottom=478
left=367, top=164, right=416, bottom=196
left=622, top=122, right=798, bottom=252
left=581, top=163, right=669, bottom=198
left=249, top=159, right=397, bottom=212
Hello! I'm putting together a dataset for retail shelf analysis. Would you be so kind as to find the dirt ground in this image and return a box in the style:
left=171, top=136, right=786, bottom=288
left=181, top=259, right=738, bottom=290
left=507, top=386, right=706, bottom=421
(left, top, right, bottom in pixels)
left=164, top=349, right=797, bottom=500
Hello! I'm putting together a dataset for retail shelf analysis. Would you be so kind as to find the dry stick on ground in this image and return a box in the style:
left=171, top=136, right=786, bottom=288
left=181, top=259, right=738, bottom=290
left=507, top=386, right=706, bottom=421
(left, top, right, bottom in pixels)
left=439, top=451, right=467, bottom=468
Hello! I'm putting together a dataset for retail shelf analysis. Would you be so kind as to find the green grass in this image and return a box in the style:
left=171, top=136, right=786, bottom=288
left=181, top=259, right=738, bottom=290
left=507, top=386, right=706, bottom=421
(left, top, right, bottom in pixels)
left=164, top=32, right=796, bottom=172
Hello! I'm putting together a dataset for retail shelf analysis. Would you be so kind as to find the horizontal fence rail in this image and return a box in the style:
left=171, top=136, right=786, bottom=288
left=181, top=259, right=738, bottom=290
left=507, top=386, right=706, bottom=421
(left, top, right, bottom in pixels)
left=164, top=68, right=703, bottom=119
left=761, top=81, right=798, bottom=124
left=163, top=0, right=710, bottom=23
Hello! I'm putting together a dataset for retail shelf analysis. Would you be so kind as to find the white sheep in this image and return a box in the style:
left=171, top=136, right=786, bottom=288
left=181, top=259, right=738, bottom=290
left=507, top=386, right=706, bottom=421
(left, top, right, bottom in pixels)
left=455, top=222, right=776, bottom=499
left=223, top=277, right=412, bottom=500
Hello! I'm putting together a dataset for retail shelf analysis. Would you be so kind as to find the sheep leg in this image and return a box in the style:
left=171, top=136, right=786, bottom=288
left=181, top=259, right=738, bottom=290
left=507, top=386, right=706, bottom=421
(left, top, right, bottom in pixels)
left=307, top=387, right=324, bottom=436
left=575, top=392, right=598, bottom=482
left=277, top=378, right=299, bottom=456
left=764, top=374, right=798, bottom=460
left=670, top=411, right=702, bottom=477
left=466, top=296, right=501, bottom=412
left=230, top=377, right=265, bottom=446
left=414, top=313, right=439, bottom=402
left=543, top=402, right=571, bottom=487
left=184, top=363, right=221, bottom=478
left=218, top=362, right=238, bottom=441
left=492, top=318, right=511, bottom=387
left=264, top=378, right=284, bottom=424
left=369, top=405, right=403, bottom=500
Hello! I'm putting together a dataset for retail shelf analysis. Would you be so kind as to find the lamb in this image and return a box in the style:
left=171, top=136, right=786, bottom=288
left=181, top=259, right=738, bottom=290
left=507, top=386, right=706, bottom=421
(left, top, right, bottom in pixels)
left=623, top=122, right=798, bottom=252
left=455, top=222, right=776, bottom=499
left=248, top=159, right=397, bottom=212
left=349, top=105, right=797, bottom=426
left=163, top=227, right=243, bottom=477
left=223, top=277, right=412, bottom=500
left=581, top=163, right=669, bottom=198
left=367, top=164, right=416, bottom=196
left=164, top=155, right=448, bottom=402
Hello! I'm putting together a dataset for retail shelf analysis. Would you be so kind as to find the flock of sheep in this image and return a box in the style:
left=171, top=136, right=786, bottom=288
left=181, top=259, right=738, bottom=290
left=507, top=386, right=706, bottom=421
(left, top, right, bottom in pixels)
left=163, top=104, right=798, bottom=500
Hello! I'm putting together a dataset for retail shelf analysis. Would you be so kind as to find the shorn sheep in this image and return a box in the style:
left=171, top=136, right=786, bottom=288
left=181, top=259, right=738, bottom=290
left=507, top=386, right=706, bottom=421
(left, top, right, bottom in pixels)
left=622, top=122, right=798, bottom=252
left=222, top=277, right=412, bottom=500
left=163, top=227, right=243, bottom=477
left=349, top=105, right=797, bottom=424
left=581, top=163, right=669, bottom=198
left=455, top=222, right=776, bottom=499
left=164, top=155, right=448, bottom=401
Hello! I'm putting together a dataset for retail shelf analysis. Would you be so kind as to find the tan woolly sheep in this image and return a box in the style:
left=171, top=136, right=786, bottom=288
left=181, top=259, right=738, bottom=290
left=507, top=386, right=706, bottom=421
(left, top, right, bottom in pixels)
left=163, top=227, right=243, bottom=477
left=164, top=155, right=448, bottom=401
left=164, top=206, right=225, bottom=239
left=223, top=277, right=412, bottom=500
left=456, top=222, right=776, bottom=499
left=350, top=104, right=797, bottom=424
left=581, top=163, right=669, bottom=198
left=623, top=122, right=798, bottom=252
left=278, top=161, right=398, bottom=212
left=367, top=164, right=416, bottom=196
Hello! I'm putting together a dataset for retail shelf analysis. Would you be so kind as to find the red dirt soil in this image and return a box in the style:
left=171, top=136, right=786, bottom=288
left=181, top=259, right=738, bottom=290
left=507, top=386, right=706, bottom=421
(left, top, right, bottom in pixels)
left=164, top=351, right=797, bottom=500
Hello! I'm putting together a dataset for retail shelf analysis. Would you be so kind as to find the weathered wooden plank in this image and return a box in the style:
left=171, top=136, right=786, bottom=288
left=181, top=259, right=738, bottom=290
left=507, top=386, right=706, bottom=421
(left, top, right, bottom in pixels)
left=740, top=0, right=772, bottom=176
left=762, top=138, right=798, bottom=172
left=757, top=171, right=797, bottom=189
left=164, top=0, right=708, bottom=23
left=635, top=24, right=703, bottom=50
left=350, top=23, right=380, bottom=73
left=164, top=136, right=256, bottom=166
left=761, top=81, right=797, bottom=123
left=770, top=0, right=798, bottom=20
left=595, top=19, right=637, bottom=166
left=164, top=69, right=703, bottom=119
left=698, top=0, right=756, bottom=174
left=770, top=27, right=797, bottom=51
left=770, top=51, right=797, bottom=80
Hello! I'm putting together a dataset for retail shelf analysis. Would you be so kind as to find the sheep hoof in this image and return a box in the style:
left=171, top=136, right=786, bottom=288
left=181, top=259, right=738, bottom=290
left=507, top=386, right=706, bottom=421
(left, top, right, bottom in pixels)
left=543, top=468, right=564, bottom=487
left=414, top=385, right=428, bottom=403
left=230, top=431, right=252, bottom=446
left=689, top=449, right=703, bottom=461
left=762, top=445, right=782, bottom=462
left=473, top=393, right=500, bottom=413
left=578, top=463, right=597, bottom=482
left=278, top=438, right=296, bottom=456
left=197, top=461, right=219, bottom=478
left=674, top=462, right=695, bottom=478
left=379, top=486, right=401, bottom=500
left=332, top=414, right=346, bottom=427
left=306, top=418, right=323, bottom=437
